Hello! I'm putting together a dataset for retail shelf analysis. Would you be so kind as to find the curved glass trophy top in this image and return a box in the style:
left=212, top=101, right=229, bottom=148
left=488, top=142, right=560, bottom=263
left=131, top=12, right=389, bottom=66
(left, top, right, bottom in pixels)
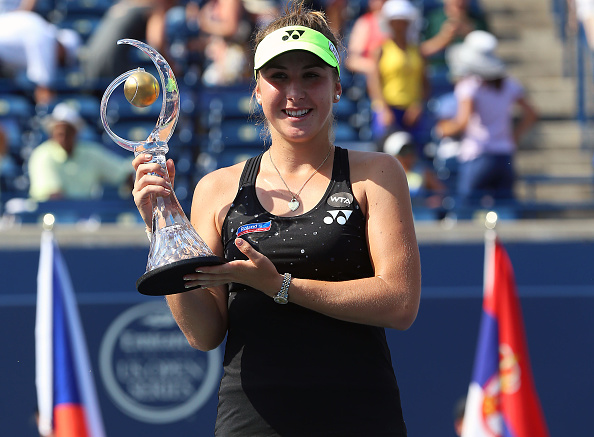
left=100, top=39, right=179, bottom=155
left=100, top=39, right=223, bottom=296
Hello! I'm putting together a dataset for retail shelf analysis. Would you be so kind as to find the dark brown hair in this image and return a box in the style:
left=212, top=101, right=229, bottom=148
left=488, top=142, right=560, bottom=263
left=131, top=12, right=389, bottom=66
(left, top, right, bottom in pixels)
left=252, top=0, right=342, bottom=79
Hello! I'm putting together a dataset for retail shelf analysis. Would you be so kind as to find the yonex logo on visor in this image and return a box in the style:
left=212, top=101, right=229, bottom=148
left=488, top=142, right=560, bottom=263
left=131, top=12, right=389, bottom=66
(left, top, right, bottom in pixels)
left=283, top=29, right=305, bottom=40
left=254, top=25, right=340, bottom=79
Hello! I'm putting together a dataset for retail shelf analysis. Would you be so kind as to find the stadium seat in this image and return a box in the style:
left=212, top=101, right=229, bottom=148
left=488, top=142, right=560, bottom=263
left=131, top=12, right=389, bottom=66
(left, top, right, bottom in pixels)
left=426, top=64, right=454, bottom=98
left=0, top=118, right=25, bottom=151
left=33, top=0, right=56, bottom=18
left=103, top=120, right=157, bottom=154
left=334, top=120, right=360, bottom=142
left=0, top=94, right=34, bottom=121
left=8, top=199, right=141, bottom=224
left=212, top=119, right=264, bottom=148
left=214, top=147, right=266, bottom=169
left=334, top=96, right=358, bottom=121
left=0, top=77, right=15, bottom=94
left=197, top=84, right=260, bottom=122
left=45, top=94, right=101, bottom=123
left=56, top=0, right=111, bottom=17
left=58, top=16, right=102, bottom=42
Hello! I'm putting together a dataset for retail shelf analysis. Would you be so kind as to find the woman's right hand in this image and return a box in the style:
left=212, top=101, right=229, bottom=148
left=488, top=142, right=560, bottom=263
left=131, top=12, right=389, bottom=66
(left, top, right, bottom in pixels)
left=131, top=153, right=176, bottom=228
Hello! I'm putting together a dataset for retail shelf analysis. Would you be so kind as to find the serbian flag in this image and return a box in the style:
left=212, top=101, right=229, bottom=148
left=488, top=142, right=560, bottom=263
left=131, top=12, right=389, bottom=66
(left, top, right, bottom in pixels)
left=461, top=231, right=549, bottom=437
left=35, top=230, right=106, bottom=437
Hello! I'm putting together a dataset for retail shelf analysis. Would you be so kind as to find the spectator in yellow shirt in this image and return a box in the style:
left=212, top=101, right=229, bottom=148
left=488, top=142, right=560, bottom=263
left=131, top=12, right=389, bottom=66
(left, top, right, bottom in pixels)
left=366, top=0, right=429, bottom=150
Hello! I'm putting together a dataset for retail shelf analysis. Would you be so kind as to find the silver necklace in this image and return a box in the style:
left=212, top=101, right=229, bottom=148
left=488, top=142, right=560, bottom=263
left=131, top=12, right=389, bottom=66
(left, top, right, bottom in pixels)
left=268, top=146, right=333, bottom=211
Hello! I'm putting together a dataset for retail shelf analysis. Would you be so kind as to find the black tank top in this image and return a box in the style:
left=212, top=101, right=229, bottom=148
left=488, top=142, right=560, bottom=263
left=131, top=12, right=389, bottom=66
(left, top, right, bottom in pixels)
left=216, top=146, right=407, bottom=436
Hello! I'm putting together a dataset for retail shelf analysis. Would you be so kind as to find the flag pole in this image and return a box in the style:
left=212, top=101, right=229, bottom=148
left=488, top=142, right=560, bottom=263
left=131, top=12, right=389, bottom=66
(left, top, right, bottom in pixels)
left=36, top=214, right=56, bottom=436
left=483, top=211, right=498, bottom=298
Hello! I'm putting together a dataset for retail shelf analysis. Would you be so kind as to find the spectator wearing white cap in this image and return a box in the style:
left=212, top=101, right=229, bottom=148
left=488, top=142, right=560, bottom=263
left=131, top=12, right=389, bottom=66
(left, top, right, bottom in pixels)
left=365, top=0, right=429, bottom=150
left=28, top=103, right=133, bottom=202
left=0, top=10, right=81, bottom=104
left=383, top=130, right=446, bottom=208
left=435, top=30, right=538, bottom=210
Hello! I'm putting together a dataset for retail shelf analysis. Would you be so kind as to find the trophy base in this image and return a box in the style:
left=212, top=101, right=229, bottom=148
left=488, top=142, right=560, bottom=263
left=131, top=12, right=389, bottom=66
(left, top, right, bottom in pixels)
left=136, top=256, right=225, bottom=296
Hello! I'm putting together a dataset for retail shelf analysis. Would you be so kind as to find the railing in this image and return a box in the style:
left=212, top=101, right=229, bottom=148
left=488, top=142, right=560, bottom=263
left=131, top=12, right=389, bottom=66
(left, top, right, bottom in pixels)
left=551, top=0, right=594, bottom=151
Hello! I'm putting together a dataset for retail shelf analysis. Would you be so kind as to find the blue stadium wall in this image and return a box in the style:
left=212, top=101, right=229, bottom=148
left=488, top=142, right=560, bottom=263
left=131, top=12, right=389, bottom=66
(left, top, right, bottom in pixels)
left=2, top=237, right=593, bottom=436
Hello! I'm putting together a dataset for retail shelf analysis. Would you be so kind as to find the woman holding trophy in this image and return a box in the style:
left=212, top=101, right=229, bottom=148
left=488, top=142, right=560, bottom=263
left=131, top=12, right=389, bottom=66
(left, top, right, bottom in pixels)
left=131, top=0, right=421, bottom=434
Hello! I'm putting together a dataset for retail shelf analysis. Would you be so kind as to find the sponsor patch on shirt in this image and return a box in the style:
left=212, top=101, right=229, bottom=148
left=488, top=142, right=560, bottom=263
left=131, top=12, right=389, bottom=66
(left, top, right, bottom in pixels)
left=327, top=192, right=353, bottom=208
left=236, top=221, right=272, bottom=237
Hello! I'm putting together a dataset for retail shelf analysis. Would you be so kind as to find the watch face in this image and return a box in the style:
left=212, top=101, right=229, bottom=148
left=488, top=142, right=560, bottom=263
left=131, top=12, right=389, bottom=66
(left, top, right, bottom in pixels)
left=274, top=295, right=288, bottom=304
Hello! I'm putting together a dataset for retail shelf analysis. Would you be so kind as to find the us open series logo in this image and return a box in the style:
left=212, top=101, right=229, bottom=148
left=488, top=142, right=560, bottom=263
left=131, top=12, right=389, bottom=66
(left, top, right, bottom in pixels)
left=99, top=301, right=222, bottom=423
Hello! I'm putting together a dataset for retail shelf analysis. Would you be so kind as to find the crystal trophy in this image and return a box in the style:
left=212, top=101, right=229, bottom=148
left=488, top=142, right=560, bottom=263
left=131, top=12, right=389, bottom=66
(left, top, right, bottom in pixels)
left=100, top=39, right=223, bottom=296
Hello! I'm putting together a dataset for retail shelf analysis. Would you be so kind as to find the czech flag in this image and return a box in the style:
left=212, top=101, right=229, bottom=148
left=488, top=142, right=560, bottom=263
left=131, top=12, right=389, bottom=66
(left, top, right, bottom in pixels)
left=461, top=231, right=549, bottom=437
left=35, top=231, right=106, bottom=437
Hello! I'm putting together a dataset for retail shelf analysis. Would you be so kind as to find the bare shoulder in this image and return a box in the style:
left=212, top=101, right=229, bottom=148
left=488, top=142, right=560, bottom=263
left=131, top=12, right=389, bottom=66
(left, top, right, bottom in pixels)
left=347, top=149, right=405, bottom=183
left=346, top=149, right=408, bottom=215
left=193, top=161, right=245, bottom=206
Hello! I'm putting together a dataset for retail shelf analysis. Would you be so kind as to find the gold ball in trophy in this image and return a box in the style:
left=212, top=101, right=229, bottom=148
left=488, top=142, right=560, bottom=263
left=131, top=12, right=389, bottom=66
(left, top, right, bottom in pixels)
left=124, top=71, right=160, bottom=107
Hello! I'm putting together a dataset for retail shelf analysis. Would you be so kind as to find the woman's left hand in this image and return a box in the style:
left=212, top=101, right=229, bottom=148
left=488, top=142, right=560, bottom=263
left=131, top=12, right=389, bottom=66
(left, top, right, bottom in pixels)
left=183, top=238, right=283, bottom=297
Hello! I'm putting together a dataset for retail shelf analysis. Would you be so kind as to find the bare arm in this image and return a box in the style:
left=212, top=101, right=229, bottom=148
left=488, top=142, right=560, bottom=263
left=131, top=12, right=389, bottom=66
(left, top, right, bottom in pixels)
left=436, top=96, right=473, bottom=138
left=131, top=154, right=232, bottom=351
left=186, top=152, right=422, bottom=330
left=287, top=152, right=421, bottom=329
left=365, top=46, right=385, bottom=106
left=513, top=96, right=538, bottom=145
left=19, top=0, right=37, bottom=11
left=365, top=47, right=396, bottom=129
left=419, top=20, right=457, bottom=58
left=345, top=18, right=377, bottom=76
left=164, top=168, right=239, bottom=351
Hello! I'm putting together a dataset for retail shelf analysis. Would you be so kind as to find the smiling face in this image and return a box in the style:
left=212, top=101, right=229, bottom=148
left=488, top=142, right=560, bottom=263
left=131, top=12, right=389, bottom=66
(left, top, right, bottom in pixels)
left=255, top=50, right=341, bottom=145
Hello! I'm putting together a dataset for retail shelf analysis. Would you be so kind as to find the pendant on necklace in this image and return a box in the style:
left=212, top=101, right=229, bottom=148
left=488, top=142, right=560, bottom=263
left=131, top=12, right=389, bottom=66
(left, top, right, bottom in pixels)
left=288, top=198, right=300, bottom=211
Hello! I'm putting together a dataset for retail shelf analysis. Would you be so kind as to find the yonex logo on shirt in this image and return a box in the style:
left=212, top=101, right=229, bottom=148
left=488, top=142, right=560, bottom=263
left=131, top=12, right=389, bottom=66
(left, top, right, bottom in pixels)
left=324, top=210, right=352, bottom=225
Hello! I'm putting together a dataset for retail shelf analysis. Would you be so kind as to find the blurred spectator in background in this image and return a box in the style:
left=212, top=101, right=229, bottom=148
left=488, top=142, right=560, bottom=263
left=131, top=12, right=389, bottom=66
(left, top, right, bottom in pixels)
left=201, top=35, right=249, bottom=86
left=383, top=130, right=446, bottom=208
left=28, top=103, right=133, bottom=202
left=568, top=0, right=594, bottom=49
left=0, top=125, right=6, bottom=201
left=242, top=0, right=280, bottom=28
left=365, top=0, right=429, bottom=150
left=170, top=0, right=254, bottom=85
left=80, top=0, right=177, bottom=87
left=345, top=0, right=389, bottom=76
left=0, top=0, right=37, bottom=12
left=435, top=31, right=538, bottom=210
left=0, top=124, right=6, bottom=161
left=420, top=0, right=489, bottom=62
left=198, top=0, right=250, bottom=38
left=453, top=396, right=466, bottom=436
left=302, top=0, right=349, bottom=37
left=0, top=10, right=81, bottom=104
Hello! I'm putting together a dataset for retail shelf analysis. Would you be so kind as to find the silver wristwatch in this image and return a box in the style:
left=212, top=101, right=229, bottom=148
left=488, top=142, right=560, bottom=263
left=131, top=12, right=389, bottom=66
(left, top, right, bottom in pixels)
left=274, top=273, right=292, bottom=304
